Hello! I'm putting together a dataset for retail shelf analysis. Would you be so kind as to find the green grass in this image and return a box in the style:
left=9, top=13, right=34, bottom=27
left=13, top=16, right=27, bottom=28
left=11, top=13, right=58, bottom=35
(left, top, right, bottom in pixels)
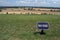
left=0, top=14, right=60, bottom=40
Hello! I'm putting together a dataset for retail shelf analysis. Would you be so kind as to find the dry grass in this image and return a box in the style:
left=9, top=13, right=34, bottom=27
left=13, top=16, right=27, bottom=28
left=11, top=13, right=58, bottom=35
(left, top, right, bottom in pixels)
left=0, top=8, right=60, bottom=15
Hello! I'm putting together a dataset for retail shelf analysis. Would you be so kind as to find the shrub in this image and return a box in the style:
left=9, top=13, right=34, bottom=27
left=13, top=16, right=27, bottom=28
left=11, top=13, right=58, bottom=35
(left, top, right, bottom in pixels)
left=6, top=12, right=8, bottom=14
left=41, top=13, right=47, bottom=15
left=0, top=10, right=2, bottom=12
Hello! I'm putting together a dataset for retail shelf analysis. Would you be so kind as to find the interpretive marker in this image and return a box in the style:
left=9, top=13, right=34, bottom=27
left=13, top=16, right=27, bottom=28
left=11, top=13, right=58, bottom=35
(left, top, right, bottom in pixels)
left=37, top=22, right=49, bottom=34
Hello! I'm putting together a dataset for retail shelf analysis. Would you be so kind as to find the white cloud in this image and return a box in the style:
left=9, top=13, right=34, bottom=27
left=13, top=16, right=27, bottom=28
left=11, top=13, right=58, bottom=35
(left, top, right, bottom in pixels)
left=0, top=0, right=11, bottom=4
left=15, top=0, right=51, bottom=6
left=0, top=0, right=60, bottom=7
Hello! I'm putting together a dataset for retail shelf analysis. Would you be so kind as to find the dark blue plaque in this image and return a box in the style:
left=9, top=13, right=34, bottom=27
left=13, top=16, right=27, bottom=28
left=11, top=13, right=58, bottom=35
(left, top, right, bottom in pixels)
left=37, top=22, right=49, bottom=30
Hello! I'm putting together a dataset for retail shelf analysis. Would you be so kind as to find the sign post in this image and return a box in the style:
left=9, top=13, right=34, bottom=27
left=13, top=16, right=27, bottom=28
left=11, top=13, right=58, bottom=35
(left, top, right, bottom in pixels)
left=37, top=22, right=49, bottom=34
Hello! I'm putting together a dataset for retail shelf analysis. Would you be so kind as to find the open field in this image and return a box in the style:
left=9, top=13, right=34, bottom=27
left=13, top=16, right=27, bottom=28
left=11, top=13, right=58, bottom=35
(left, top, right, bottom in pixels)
left=0, top=8, right=60, bottom=14
left=0, top=14, right=60, bottom=40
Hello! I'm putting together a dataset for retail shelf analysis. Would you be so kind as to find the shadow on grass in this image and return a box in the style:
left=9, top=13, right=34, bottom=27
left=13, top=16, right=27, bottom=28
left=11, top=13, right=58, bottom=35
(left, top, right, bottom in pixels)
left=34, top=32, right=46, bottom=35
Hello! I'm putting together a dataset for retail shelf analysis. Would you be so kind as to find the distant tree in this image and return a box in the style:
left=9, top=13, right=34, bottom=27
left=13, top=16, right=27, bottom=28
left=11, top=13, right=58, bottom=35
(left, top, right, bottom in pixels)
left=0, top=10, right=2, bottom=12
left=28, top=8, right=33, bottom=10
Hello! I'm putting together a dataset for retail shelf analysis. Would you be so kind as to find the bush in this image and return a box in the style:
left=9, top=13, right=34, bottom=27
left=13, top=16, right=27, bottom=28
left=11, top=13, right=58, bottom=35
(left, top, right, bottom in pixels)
left=6, top=12, right=8, bottom=14
left=41, top=13, right=47, bottom=15
left=0, top=10, right=2, bottom=12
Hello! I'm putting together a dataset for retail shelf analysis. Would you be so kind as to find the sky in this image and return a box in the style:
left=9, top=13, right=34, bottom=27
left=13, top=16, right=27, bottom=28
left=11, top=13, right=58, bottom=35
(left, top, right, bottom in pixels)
left=0, top=0, right=60, bottom=7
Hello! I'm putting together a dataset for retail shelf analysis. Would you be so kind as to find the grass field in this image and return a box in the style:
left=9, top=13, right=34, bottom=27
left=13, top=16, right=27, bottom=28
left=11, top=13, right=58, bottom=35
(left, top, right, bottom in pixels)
left=0, top=14, right=60, bottom=40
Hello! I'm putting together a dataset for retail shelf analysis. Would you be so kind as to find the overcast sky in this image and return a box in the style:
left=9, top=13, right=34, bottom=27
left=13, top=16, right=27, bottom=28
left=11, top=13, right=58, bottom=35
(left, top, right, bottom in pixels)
left=0, top=0, right=60, bottom=7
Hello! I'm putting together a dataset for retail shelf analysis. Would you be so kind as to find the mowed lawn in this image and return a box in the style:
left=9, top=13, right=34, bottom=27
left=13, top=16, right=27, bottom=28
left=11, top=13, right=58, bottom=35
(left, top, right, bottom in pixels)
left=0, top=14, right=60, bottom=40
